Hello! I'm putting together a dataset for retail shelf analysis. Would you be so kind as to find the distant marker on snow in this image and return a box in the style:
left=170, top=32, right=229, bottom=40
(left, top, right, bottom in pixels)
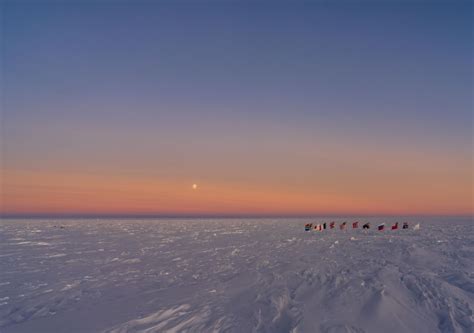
left=302, top=221, right=418, bottom=232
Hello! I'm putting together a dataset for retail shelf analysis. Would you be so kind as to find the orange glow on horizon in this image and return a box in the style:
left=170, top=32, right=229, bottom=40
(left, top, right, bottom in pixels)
left=1, top=169, right=472, bottom=216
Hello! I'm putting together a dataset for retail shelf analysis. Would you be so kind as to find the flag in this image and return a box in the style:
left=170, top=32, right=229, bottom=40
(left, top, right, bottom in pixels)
left=323, top=223, right=327, bottom=230
left=330, top=222, right=335, bottom=229
left=402, top=222, right=409, bottom=229
left=362, top=223, right=370, bottom=229
left=391, top=222, right=398, bottom=230
left=352, top=221, right=359, bottom=229
left=340, top=222, right=347, bottom=230
left=413, top=223, right=420, bottom=230
left=304, top=223, right=312, bottom=231
left=378, top=223, right=385, bottom=231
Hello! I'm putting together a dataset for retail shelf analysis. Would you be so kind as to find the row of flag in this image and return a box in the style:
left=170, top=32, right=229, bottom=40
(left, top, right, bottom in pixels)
left=304, top=221, right=420, bottom=231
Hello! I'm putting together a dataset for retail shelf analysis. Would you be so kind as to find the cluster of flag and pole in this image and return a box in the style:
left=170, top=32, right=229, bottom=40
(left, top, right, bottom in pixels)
left=304, top=221, right=420, bottom=232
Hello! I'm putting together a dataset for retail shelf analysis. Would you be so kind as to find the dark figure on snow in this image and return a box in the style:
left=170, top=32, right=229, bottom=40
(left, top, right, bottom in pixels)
left=402, top=222, right=409, bottom=229
left=362, top=223, right=370, bottom=229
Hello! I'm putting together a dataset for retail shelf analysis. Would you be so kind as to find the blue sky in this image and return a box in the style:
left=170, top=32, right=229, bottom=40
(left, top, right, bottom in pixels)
left=2, top=0, right=472, bottom=216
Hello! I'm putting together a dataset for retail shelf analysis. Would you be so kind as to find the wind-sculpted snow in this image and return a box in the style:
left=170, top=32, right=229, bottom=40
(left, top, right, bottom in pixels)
left=0, top=218, right=472, bottom=333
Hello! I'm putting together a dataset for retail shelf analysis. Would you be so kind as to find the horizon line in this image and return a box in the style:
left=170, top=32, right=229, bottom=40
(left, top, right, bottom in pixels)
left=1, top=213, right=472, bottom=219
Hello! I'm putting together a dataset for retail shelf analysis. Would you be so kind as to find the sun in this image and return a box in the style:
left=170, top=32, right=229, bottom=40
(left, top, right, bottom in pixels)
left=192, top=184, right=198, bottom=190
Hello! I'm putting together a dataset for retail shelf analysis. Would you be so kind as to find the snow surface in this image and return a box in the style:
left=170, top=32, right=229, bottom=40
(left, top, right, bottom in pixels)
left=0, top=217, right=472, bottom=333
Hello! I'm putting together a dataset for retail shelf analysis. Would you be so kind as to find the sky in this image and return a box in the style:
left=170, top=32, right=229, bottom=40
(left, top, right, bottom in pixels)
left=1, top=0, right=472, bottom=217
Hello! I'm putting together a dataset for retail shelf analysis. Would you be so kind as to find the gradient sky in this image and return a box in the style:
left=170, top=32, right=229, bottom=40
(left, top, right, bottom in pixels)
left=1, top=0, right=472, bottom=216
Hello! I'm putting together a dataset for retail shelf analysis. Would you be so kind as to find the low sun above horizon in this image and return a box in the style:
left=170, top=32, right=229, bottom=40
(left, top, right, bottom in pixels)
left=192, top=184, right=198, bottom=190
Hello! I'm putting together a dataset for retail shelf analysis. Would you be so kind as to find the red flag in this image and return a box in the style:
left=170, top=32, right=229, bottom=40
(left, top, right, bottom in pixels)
left=378, top=224, right=385, bottom=231
left=352, top=221, right=359, bottom=229
left=391, top=222, right=398, bottom=230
